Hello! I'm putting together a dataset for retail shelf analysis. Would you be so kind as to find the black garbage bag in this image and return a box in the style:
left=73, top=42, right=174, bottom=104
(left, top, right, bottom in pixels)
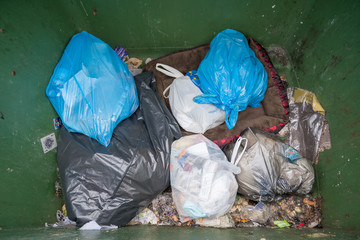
left=222, top=127, right=314, bottom=202
left=57, top=72, right=182, bottom=227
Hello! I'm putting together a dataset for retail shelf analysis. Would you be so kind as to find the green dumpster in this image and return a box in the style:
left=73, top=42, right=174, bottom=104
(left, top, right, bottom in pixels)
left=0, top=0, right=359, bottom=239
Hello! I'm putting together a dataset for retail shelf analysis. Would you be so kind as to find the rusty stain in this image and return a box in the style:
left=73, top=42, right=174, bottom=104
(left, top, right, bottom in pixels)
left=345, top=214, right=350, bottom=219
left=0, top=28, right=4, bottom=34
left=350, top=118, right=360, bottom=128
left=93, top=7, right=97, bottom=16
left=316, top=195, right=323, bottom=208
left=340, top=107, right=350, bottom=114
left=351, top=130, right=358, bottom=138
left=11, top=70, right=16, bottom=76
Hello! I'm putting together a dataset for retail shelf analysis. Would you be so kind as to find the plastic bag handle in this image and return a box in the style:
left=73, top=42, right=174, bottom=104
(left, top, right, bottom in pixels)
left=230, top=136, right=248, bottom=167
left=163, top=85, right=171, bottom=99
left=156, top=63, right=184, bottom=78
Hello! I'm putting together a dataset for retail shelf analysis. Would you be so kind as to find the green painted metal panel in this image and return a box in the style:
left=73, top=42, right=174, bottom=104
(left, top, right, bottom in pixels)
left=0, top=0, right=91, bottom=228
left=0, top=0, right=359, bottom=234
left=283, top=0, right=360, bottom=230
left=0, top=226, right=359, bottom=240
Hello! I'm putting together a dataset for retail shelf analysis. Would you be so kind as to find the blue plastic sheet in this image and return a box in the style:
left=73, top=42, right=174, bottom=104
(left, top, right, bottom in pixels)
left=46, top=31, right=138, bottom=147
left=194, top=29, right=268, bottom=129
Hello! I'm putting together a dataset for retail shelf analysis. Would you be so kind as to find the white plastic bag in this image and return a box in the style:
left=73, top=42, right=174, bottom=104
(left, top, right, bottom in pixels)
left=170, top=134, right=240, bottom=221
left=156, top=63, right=226, bottom=134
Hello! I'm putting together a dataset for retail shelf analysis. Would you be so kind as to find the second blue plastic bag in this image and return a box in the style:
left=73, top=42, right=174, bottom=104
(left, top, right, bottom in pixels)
left=46, top=31, right=139, bottom=147
left=194, top=29, right=268, bottom=129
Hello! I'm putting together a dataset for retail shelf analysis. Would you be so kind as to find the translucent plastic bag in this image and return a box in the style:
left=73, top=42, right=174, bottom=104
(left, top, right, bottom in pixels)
left=222, top=127, right=314, bottom=202
left=46, top=31, right=139, bottom=147
left=288, top=88, right=329, bottom=163
left=194, top=29, right=268, bottom=130
left=156, top=64, right=225, bottom=133
left=170, top=134, right=239, bottom=221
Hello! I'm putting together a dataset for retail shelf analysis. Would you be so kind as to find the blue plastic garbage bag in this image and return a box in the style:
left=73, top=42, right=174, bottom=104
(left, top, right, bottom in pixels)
left=46, top=31, right=139, bottom=147
left=194, top=29, right=268, bottom=130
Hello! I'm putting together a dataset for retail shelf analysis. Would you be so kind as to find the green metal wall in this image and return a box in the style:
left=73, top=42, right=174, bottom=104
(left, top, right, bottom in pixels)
left=0, top=0, right=359, bottom=231
left=0, top=0, right=91, bottom=228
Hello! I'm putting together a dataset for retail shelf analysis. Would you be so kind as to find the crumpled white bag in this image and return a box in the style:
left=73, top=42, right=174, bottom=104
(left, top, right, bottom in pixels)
left=170, top=134, right=239, bottom=221
left=156, top=63, right=225, bottom=134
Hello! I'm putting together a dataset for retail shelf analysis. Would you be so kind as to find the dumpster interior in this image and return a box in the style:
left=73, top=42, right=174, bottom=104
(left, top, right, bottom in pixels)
left=0, top=0, right=359, bottom=239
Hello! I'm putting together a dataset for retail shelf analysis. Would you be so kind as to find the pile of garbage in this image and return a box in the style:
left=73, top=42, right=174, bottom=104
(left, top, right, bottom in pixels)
left=45, top=29, right=330, bottom=230
left=126, top=192, right=321, bottom=229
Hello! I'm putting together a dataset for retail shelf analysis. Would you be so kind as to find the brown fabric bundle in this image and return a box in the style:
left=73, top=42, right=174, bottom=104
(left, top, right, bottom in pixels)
left=144, top=38, right=288, bottom=143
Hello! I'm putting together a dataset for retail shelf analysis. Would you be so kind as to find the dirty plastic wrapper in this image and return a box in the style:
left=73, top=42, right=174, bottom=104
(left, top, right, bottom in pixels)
left=222, top=127, right=314, bottom=202
left=170, top=134, right=239, bottom=221
left=288, top=88, right=327, bottom=163
left=57, top=72, right=182, bottom=227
